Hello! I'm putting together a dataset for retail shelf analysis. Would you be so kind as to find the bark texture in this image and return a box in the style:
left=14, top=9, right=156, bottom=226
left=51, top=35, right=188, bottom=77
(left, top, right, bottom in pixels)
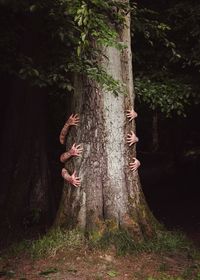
left=55, top=11, right=156, bottom=240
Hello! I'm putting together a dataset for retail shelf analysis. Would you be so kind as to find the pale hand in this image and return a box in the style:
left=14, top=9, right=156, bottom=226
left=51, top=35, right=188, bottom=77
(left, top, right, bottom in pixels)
left=67, top=114, right=80, bottom=126
left=69, top=143, right=83, bottom=157
left=61, top=168, right=81, bottom=187
left=127, top=131, right=139, bottom=146
left=68, top=170, right=81, bottom=187
left=129, top=157, right=140, bottom=172
left=126, top=108, right=137, bottom=121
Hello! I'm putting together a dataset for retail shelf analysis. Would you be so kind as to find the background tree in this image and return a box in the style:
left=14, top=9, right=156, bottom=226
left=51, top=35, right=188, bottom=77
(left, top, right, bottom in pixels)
left=132, top=0, right=200, bottom=158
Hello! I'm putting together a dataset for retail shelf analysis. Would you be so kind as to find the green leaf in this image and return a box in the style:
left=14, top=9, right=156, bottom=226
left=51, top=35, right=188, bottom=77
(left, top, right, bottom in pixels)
left=77, top=46, right=81, bottom=56
left=32, top=69, right=39, bottom=77
left=107, top=270, right=118, bottom=277
left=30, top=5, right=37, bottom=12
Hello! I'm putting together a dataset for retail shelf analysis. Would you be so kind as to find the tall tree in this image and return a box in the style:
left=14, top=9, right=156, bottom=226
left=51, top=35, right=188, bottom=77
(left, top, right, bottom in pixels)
left=55, top=1, right=156, bottom=240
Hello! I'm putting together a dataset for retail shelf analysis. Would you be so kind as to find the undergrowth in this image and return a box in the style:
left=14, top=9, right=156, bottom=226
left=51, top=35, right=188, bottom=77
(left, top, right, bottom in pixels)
left=89, top=229, right=196, bottom=256
left=6, top=228, right=84, bottom=259
left=5, top=228, right=198, bottom=260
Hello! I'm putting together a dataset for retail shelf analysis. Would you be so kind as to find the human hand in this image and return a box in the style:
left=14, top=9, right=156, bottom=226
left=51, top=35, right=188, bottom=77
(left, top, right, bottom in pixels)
left=126, top=108, right=137, bottom=121
left=69, top=143, right=83, bottom=157
left=129, top=157, right=140, bottom=172
left=67, top=114, right=79, bottom=126
left=127, top=131, right=139, bottom=146
left=61, top=168, right=81, bottom=187
left=68, top=170, right=81, bottom=187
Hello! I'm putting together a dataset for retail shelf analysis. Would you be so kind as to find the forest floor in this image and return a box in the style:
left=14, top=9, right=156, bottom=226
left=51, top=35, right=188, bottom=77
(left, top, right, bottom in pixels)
left=0, top=231, right=200, bottom=280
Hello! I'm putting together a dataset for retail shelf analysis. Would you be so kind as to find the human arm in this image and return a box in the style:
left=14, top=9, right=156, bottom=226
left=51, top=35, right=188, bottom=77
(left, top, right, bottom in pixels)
left=60, top=143, right=83, bottom=163
left=61, top=168, right=81, bottom=187
left=59, top=114, right=80, bottom=144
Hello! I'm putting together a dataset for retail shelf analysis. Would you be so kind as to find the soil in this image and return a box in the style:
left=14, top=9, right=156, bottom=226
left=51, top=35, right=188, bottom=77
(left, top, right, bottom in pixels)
left=0, top=246, right=199, bottom=280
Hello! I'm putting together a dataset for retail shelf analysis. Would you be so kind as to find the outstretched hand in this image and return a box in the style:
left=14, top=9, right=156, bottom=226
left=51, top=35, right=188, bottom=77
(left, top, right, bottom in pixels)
left=69, top=143, right=83, bottom=157
left=70, top=170, right=81, bottom=187
left=126, top=108, right=137, bottom=121
left=127, top=131, right=139, bottom=146
left=129, top=157, right=140, bottom=172
left=61, top=168, right=81, bottom=187
left=67, top=114, right=80, bottom=126
left=60, top=143, right=83, bottom=162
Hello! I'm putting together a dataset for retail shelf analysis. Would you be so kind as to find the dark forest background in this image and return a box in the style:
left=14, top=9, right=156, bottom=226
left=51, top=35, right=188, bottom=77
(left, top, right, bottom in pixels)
left=0, top=0, right=200, bottom=247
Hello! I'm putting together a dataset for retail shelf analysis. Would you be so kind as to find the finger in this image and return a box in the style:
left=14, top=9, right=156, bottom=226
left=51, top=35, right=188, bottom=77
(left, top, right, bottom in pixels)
left=73, top=181, right=80, bottom=187
left=73, top=182, right=80, bottom=187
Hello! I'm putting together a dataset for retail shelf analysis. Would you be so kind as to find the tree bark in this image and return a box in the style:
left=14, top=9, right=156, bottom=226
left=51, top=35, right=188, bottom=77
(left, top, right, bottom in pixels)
left=55, top=10, right=156, bottom=240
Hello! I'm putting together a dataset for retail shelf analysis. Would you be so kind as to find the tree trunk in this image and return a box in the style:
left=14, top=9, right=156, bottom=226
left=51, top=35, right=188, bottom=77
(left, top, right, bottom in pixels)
left=55, top=10, right=156, bottom=240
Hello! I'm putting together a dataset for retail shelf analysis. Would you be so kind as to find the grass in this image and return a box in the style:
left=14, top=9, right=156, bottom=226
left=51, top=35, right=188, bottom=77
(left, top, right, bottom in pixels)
left=1, top=228, right=200, bottom=280
left=30, top=228, right=84, bottom=258
left=6, top=228, right=84, bottom=259
left=89, top=229, right=195, bottom=256
left=4, top=227, right=198, bottom=260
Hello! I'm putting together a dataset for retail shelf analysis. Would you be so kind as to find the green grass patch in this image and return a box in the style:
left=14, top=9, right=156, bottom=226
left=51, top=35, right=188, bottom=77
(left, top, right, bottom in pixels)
left=6, top=228, right=84, bottom=259
left=4, top=227, right=199, bottom=262
left=30, top=228, right=84, bottom=258
left=89, top=229, right=196, bottom=256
